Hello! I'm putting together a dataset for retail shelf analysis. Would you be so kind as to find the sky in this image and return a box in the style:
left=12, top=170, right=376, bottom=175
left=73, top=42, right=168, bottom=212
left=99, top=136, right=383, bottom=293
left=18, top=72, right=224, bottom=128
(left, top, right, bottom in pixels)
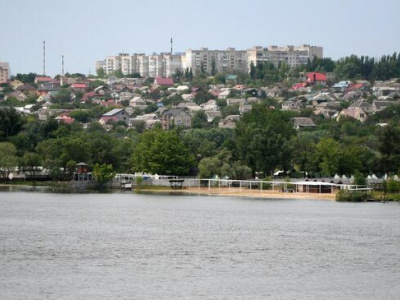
left=1, top=0, right=400, bottom=77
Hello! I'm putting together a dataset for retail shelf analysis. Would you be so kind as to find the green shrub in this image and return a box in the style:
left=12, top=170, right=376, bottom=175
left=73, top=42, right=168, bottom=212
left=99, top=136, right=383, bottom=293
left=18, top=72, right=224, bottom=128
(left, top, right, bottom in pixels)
left=336, top=190, right=368, bottom=202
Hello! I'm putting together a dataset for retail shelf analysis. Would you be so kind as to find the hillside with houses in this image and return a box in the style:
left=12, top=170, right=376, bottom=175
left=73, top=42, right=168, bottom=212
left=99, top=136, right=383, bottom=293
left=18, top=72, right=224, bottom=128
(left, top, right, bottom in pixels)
left=1, top=52, right=400, bottom=192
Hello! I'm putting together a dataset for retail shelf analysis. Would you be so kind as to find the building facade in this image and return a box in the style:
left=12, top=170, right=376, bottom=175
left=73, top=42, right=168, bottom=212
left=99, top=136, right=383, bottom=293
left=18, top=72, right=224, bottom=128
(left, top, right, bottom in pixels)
left=0, top=62, right=10, bottom=84
left=247, top=44, right=323, bottom=69
left=96, top=44, right=323, bottom=78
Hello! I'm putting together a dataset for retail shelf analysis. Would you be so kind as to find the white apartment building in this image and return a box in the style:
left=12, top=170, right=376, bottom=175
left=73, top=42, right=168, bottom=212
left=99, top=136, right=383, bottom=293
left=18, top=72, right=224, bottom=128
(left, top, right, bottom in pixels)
left=96, top=44, right=323, bottom=78
left=247, top=44, right=323, bottom=69
left=0, top=62, right=10, bottom=83
left=185, top=48, right=247, bottom=76
left=98, top=53, right=184, bottom=78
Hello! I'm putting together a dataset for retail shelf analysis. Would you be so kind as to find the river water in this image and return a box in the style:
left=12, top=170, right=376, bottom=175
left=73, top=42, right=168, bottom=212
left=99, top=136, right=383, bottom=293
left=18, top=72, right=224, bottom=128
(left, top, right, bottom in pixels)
left=0, top=188, right=399, bottom=300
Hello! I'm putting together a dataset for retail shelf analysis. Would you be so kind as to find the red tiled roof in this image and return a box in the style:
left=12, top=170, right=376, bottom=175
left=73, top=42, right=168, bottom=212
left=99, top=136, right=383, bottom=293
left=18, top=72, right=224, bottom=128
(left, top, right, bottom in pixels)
left=55, top=115, right=75, bottom=124
left=100, top=116, right=118, bottom=123
left=154, top=77, right=174, bottom=86
left=306, top=72, right=327, bottom=82
left=35, top=76, right=53, bottom=82
left=347, top=83, right=364, bottom=91
left=290, top=82, right=307, bottom=90
left=71, top=83, right=87, bottom=88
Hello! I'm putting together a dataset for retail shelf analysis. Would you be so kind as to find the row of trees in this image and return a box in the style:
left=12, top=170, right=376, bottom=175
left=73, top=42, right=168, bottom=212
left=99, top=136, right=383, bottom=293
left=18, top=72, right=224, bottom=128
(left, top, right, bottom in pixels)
left=1, top=103, right=400, bottom=181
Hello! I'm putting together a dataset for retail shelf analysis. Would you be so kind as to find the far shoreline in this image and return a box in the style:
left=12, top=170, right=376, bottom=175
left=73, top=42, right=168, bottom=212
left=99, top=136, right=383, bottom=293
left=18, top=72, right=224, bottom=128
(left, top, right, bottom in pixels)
left=135, top=186, right=338, bottom=201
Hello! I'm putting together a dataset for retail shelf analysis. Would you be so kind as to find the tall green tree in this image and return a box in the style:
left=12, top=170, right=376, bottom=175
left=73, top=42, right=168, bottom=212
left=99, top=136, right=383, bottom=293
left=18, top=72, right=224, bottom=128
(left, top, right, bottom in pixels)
left=378, top=125, right=400, bottom=174
left=93, top=163, right=115, bottom=189
left=235, top=105, right=295, bottom=176
left=0, top=107, right=24, bottom=140
left=314, top=138, right=341, bottom=176
left=0, top=142, right=18, bottom=179
left=132, top=129, right=195, bottom=175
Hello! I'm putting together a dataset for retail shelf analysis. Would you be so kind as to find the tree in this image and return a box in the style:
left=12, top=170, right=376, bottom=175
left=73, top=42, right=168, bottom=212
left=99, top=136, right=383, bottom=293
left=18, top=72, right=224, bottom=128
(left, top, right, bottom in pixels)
left=0, top=142, right=18, bottom=179
left=314, top=138, right=341, bottom=176
left=198, top=157, right=222, bottom=178
left=235, top=105, right=295, bottom=176
left=211, top=57, right=216, bottom=76
left=21, top=152, right=42, bottom=181
left=69, top=110, right=90, bottom=123
left=0, top=107, right=24, bottom=140
left=93, top=163, right=115, bottom=190
left=378, top=125, right=400, bottom=174
left=131, top=129, right=195, bottom=175
left=191, top=111, right=210, bottom=129
left=96, top=67, right=106, bottom=78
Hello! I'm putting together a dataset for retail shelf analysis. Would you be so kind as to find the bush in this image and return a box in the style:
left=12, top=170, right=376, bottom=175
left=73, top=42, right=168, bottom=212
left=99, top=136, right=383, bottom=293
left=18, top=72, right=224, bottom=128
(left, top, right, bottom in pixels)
left=386, top=178, right=400, bottom=193
left=336, top=190, right=368, bottom=202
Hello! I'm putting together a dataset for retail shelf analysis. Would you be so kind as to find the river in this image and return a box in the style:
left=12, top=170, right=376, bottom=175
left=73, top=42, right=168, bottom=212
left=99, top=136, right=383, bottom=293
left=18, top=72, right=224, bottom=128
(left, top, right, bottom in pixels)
left=0, top=187, right=399, bottom=299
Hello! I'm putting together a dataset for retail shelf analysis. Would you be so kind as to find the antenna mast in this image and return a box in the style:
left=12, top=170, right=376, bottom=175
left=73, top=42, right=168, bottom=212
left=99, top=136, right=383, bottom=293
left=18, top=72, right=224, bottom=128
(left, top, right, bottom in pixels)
left=43, top=41, right=46, bottom=76
left=61, top=55, right=64, bottom=86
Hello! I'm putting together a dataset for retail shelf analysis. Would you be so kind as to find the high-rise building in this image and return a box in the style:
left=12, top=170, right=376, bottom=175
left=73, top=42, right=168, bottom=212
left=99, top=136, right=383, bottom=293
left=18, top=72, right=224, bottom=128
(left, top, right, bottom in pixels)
left=96, top=44, right=323, bottom=78
left=185, top=48, right=247, bottom=76
left=0, top=62, right=10, bottom=83
left=247, top=44, right=323, bottom=69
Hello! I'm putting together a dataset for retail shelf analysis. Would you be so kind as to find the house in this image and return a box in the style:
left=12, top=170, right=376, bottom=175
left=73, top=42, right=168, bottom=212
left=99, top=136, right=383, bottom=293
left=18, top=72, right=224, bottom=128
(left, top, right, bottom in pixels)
left=246, top=97, right=261, bottom=104
left=291, top=117, right=316, bottom=130
left=129, top=97, right=146, bottom=108
left=218, top=115, right=240, bottom=129
left=154, top=77, right=174, bottom=87
left=37, top=83, right=60, bottom=96
left=346, top=82, right=367, bottom=93
left=226, top=75, right=237, bottom=84
left=161, top=108, right=191, bottom=129
left=348, top=99, right=373, bottom=114
left=314, top=102, right=340, bottom=118
left=176, top=85, right=189, bottom=93
left=218, top=89, right=231, bottom=99
left=5, top=91, right=28, bottom=102
left=34, top=76, right=52, bottom=84
left=239, top=104, right=252, bottom=115
left=183, top=102, right=202, bottom=113
left=99, top=108, right=130, bottom=125
left=10, top=80, right=24, bottom=90
left=282, top=100, right=303, bottom=111
left=226, top=98, right=246, bottom=106
left=201, top=99, right=219, bottom=111
left=331, top=81, right=351, bottom=93
left=71, top=83, right=87, bottom=93
left=290, top=82, right=308, bottom=91
left=16, top=83, right=37, bottom=95
left=131, top=113, right=160, bottom=129
left=342, top=91, right=362, bottom=101
left=306, top=72, right=327, bottom=85
left=181, top=93, right=195, bottom=101
left=55, top=114, right=75, bottom=124
left=205, top=111, right=221, bottom=122
left=371, top=100, right=393, bottom=113
left=337, top=107, right=367, bottom=122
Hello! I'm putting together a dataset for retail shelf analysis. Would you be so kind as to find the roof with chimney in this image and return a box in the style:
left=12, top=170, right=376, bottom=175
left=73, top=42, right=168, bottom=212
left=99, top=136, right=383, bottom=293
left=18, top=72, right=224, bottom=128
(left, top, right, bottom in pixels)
left=306, top=72, right=327, bottom=83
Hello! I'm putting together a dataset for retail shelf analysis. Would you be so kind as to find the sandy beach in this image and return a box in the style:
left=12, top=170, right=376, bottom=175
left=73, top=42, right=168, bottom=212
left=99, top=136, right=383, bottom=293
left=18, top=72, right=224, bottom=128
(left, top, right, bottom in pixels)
left=138, top=186, right=337, bottom=200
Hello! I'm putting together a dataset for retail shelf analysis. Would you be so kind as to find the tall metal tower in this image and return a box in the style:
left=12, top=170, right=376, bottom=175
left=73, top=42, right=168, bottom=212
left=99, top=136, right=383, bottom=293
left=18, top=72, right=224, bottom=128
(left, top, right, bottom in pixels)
left=43, top=41, right=46, bottom=76
left=60, top=55, right=64, bottom=86
left=170, top=38, right=173, bottom=55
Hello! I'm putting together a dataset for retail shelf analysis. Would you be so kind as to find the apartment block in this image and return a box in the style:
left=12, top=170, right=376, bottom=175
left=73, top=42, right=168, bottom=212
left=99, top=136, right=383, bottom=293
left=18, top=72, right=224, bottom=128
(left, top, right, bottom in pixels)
left=0, top=62, right=10, bottom=83
left=96, top=44, right=323, bottom=78
left=247, top=44, right=323, bottom=69
left=185, top=48, right=247, bottom=76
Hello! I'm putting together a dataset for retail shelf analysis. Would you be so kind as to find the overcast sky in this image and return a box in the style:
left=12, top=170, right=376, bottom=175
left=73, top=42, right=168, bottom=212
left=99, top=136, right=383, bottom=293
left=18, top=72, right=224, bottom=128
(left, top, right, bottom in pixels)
left=1, top=0, right=399, bottom=77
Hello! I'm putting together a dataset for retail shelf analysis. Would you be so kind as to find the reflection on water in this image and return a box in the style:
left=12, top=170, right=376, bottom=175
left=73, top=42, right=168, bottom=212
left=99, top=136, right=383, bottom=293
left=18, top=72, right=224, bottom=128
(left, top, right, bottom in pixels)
left=0, top=189, right=399, bottom=299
